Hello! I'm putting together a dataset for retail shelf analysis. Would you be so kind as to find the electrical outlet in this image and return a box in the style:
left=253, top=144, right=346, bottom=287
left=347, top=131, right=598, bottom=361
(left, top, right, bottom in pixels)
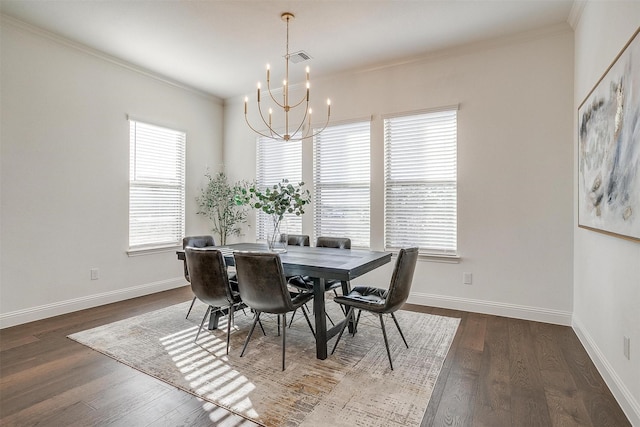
left=463, top=272, right=472, bottom=285
left=623, top=336, right=630, bottom=360
left=90, top=268, right=99, bottom=280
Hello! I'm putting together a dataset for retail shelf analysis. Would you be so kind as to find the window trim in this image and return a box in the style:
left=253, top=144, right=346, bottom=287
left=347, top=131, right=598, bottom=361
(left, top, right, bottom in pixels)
left=383, top=105, right=459, bottom=257
left=313, top=119, right=371, bottom=248
left=128, top=117, right=186, bottom=252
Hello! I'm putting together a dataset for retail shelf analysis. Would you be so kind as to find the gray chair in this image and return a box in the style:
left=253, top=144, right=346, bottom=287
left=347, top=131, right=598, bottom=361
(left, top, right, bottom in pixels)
left=280, top=233, right=310, bottom=247
left=315, top=236, right=352, bottom=294
left=185, top=247, right=243, bottom=354
left=331, top=247, right=419, bottom=370
left=183, top=235, right=238, bottom=319
left=183, top=235, right=216, bottom=319
left=288, top=236, right=352, bottom=294
left=288, top=236, right=353, bottom=323
left=234, top=251, right=315, bottom=370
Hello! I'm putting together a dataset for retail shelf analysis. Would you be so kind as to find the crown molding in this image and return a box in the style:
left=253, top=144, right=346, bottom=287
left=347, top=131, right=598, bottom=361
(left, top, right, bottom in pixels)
left=1, top=14, right=223, bottom=104
left=568, top=0, right=587, bottom=30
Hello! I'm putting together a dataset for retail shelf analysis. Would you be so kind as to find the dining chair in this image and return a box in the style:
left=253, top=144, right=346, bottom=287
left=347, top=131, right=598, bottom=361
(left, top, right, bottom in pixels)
left=288, top=236, right=353, bottom=324
left=331, top=247, right=419, bottom=370
left=280, top=233, right=310, bottom=247
left=185, top=247, right=244, bottom=354
left=234, top=251, right=316, bottom=370
left=315, top=236, right=352, bottom=295
left=182, top=235, right=216, bottom=319
left=183, top=235, right=238, bottom=319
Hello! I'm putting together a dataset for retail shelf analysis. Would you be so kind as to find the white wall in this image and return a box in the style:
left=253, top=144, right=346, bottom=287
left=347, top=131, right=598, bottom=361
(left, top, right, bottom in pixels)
left=225, top=25, right=575, bottom=325
left=0, top=18, right=223, bottom=327
left=572, top=2, right=640, bottom=424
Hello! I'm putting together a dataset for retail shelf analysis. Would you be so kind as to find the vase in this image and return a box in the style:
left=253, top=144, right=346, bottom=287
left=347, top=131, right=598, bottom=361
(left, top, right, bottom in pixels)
left=267, top=218, right=287, bottom=253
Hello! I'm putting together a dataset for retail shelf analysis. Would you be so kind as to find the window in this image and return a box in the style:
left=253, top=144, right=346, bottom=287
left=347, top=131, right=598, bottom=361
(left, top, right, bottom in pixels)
left=313, top=121, right=370, bottom=248
left=129, top=119, right=185, bottom=250
left=256, top=137, right=303, bottom=240
left=384, top=108, right=457, bottom=255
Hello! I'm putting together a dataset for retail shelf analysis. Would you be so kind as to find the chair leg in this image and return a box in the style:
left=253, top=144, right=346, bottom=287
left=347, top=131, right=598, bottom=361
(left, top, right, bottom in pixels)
left=390, top=312, right=409, bottom=349
left=185, top=296, right=197, bottom=319
left=195, top=306, right=212, bottom=342
left=281, top=313, right=286, bottom=371
left=354, top=309, right=362, bottom=335
left=379, top=314, right=394, bottom=371
left=331, top=307, right=354, bottom=355
left=288, top=308, right=297, bottom=327
left=240, top=311, right=261, bottom=357
left=226, top=304, right=234, bottom=355
left=300, top=305, right=315, bottom=337
left=277, top=314, right=281, bottom=336
left=325, top=311, right=335, bottom=326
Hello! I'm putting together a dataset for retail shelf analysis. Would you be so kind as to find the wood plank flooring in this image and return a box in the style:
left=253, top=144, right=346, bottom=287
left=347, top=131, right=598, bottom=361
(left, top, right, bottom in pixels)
left=0, top=287, right=630, bottom=426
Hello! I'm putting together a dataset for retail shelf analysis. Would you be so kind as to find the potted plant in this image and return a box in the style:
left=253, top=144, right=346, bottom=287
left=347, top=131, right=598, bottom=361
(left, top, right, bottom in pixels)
left=237, top=179, right=311, bottom=251
left=196, top=171, right=249, bottom=245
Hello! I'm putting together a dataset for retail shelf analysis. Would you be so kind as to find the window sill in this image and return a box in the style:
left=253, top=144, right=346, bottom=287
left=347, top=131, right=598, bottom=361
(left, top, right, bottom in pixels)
left=418, top=253, right=460, bottom=264
left=127, top=244, right=181, bottom=257
left=388, top=250, right=460, bottom=264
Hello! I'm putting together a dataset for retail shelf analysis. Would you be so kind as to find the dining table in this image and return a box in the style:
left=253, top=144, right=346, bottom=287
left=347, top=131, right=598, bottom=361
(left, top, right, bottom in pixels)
left=176, top=242, right=392, bottom=359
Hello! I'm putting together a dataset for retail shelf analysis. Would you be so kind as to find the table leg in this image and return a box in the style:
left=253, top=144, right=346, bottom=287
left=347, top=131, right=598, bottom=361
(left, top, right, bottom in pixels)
left=313, top=277, right=328, bottom=359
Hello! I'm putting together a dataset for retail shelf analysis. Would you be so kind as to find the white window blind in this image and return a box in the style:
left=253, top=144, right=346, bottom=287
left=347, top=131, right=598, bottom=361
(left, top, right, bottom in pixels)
left=313, top=121, right=370, bottom=248
left=256, top=137, right=303, bottom=239
left=129, top=120, right=185, bottom=250
left=384, top=109, right=457, bottom=255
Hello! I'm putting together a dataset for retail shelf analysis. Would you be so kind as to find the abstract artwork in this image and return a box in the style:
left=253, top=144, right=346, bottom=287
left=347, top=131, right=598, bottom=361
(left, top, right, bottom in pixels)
left=578, top=28, right=640, bottom=242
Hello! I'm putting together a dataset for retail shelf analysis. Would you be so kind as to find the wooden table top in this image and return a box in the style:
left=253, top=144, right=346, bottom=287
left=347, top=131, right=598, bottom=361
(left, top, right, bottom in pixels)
left=177, top=243, right=391, bottom=281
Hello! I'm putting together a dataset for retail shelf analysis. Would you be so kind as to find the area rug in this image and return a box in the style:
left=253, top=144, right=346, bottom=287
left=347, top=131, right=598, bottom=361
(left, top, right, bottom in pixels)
left=68, top=299, right=460, bottom=426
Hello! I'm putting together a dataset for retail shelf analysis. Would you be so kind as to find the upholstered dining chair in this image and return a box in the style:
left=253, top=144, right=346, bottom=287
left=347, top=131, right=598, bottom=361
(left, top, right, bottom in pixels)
left=315, top=236, right=352, bottom=296
left=182, top=235, right=216, bottom=319
left=331, top=247, right=419, bottom=370
left=280, top=233, right=310, bottom=247
left=288, top=236, right=353, bottom=324
left=183, top=235, right=238, bottom=319
left=234, top=251, right=315, bottom=370
left=185, top=247, right=244, bottom=354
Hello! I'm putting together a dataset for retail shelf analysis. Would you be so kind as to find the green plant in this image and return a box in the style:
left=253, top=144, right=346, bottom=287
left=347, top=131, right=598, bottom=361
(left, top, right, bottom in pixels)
left=196, top=171, right=248, bottom=245
left=237, top=179, right=311, bottom=249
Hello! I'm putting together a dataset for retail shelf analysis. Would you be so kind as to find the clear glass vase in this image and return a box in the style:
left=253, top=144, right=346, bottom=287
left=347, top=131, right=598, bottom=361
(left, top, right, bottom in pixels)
left=267, top=217, right=287, bottom=253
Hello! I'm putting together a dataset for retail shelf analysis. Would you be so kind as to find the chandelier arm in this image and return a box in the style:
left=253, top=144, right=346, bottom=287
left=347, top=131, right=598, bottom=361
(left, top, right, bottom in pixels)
left=290, top=92, right=309, bottom=109
left=244, top=113, right=285, bottom=140
left=289, top=103, right=310, bottom=139
left=266, top=80, right=286, bottom=109
left=256, top=102, right=273, bottom=130
left=305, top=112, right=331, bottom=140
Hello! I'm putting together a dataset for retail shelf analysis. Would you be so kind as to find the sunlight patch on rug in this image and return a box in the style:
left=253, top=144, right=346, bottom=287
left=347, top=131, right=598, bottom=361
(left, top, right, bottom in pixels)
left=68, top=301, right=459, bottom=426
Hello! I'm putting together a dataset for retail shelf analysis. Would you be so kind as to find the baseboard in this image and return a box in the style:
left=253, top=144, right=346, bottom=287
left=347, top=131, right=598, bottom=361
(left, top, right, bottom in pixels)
left=408, top=292, right=573, bottom=326
left=0, top=278, right=186, bottom=329
left=572, top=317, right=640, bottom=426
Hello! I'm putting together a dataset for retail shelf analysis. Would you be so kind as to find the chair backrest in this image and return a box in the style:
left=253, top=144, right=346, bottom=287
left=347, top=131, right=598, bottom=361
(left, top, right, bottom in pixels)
left=183, top=235, right=216, bottom=249
left=233, top=252, right=294, bottom=314
left=316, top=236, right=351, bottom=249
left=383, top=247, right=419, bottom=312
left=182, top=235, right=216, bottom=282
left=185, top=248, right=235, bottom=307
left=281, top=234, right=310, bottom=247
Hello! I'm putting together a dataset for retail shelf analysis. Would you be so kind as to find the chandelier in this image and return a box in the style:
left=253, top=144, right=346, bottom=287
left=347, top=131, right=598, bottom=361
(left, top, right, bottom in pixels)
left=244, top=12, right=331, bottom=141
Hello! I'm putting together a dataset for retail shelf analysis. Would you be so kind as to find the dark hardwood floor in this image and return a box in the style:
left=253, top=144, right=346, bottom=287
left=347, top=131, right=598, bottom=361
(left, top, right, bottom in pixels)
left=0, top=287, right=630, bottom=426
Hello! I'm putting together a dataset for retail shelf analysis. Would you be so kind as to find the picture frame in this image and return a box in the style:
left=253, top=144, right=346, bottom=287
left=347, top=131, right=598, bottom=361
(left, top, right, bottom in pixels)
left=578, top=27, right=640, bottom=242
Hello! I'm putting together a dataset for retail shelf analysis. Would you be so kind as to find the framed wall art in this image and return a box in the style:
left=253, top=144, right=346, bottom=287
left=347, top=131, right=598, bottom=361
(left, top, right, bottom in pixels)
left=578, top=27, right=640, bottom=242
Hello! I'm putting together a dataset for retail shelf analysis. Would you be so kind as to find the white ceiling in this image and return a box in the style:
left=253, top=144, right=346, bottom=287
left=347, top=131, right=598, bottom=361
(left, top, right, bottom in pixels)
left=0, top=0, right=575, bottom=100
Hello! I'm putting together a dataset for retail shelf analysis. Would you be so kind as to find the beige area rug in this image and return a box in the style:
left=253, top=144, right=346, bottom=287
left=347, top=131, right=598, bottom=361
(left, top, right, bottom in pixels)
left=68, top=299, right=460, bottom=426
